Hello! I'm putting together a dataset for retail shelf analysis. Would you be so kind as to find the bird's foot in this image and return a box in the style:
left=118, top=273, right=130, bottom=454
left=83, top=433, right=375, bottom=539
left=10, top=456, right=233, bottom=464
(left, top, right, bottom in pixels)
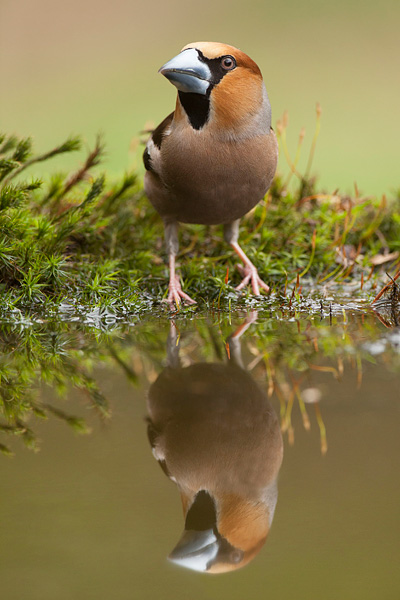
left=165, top=275, right=197, bottom=307
left=235, top=264, right=270, bottom=296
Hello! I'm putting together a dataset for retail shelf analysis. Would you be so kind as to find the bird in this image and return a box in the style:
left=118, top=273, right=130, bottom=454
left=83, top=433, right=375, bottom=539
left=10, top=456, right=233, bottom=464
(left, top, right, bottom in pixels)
left=143, top=42, right=278, bottom=305
left=146, top=316, right=283, bottom=573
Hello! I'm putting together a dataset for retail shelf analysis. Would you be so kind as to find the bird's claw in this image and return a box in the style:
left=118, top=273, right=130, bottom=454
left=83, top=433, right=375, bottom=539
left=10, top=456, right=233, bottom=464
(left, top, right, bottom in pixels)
left=235, top=264, right=270, bottom=296
left=164, top=275, right=197, bottom=307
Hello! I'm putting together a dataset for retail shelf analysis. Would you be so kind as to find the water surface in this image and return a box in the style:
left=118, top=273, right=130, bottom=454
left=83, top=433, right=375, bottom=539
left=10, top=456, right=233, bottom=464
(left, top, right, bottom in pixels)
left=1, top=306, right=399, bottom=599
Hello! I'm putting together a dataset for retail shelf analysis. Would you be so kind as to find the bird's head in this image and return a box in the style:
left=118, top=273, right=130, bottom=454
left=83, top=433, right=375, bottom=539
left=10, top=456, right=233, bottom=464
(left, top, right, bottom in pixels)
left=169, top=489, right=272, bottom=574
left=159, top=42, right=271, bottom=135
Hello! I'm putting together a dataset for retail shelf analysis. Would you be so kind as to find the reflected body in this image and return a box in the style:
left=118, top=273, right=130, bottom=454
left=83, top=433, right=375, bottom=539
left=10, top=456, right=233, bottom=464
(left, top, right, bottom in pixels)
left=147, top=321, right=283, bottom=573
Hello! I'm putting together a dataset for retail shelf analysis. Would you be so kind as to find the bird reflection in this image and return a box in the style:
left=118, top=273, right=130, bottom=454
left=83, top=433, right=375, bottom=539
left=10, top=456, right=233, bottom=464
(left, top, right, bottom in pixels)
left=146, top=315, right=283, bottom=573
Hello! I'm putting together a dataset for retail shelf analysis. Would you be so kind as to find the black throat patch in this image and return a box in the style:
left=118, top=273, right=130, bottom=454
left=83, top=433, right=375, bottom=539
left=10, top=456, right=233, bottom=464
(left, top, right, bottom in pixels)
left=178, top=91, right=210, bottom=131
left=185, top=490, right=217, bottom=531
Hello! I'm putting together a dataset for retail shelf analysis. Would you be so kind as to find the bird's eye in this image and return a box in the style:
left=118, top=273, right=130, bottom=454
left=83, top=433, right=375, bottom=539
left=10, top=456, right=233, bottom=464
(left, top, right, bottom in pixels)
left=230, top=549, right=243, bottom=563
left=221, top=55, right=236, bottom=70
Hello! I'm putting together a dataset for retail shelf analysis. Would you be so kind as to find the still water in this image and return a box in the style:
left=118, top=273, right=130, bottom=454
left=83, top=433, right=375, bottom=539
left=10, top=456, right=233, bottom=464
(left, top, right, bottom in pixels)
left=1, top=304, right=400, bottom=599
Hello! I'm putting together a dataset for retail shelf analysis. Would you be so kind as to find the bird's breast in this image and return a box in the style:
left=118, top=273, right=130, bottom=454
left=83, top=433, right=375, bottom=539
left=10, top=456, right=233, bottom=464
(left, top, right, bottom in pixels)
left=158, top=129, right=278, bottom=225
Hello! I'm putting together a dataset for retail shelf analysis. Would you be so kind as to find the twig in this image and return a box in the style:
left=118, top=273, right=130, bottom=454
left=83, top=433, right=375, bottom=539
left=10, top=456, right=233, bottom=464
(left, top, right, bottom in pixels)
left=1, top=137, right=81, bottom=187
left=371, top=269, right=400, bottom=304
left=61, top=136, right=104, bottom=197
left=304, top=102, right=322, bottom=180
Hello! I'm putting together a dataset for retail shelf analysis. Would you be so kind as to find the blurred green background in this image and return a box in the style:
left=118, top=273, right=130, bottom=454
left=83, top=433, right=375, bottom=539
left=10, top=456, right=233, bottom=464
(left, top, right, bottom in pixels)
left=1, top=0, right=399, bottom=194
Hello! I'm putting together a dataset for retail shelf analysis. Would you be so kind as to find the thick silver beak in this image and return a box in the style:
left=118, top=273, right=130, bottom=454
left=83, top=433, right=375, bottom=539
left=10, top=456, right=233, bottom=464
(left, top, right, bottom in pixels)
left=159, top=48, right=211, bottom=95
left=168, top=528, right=219, bottom=572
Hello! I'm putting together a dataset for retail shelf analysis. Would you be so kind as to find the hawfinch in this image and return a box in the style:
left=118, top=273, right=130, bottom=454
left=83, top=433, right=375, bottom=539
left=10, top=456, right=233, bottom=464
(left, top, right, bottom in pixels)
left=146, top=320, right=283, bottom=573
left=143, top=42, right=278, bottom=305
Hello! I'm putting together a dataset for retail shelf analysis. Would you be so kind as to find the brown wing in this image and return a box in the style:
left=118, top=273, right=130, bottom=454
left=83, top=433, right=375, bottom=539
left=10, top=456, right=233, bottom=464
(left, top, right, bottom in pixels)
left=143, top=112, right=174, bottom=173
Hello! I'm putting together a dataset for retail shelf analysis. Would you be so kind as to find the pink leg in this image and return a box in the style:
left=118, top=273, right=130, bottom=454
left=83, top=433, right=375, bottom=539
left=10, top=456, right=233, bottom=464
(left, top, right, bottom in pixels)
left=230, top=242, right=270, bottom=296
left=226, top=310, right=258, bottom=367
left=165, top=254, right=196, bottom=307
left=230, top=310, right=258, bottom=340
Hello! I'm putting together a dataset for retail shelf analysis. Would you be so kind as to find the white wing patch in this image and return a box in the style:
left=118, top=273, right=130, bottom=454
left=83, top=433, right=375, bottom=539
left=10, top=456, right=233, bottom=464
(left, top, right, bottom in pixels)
left=146, top=138, right=162, bottom=176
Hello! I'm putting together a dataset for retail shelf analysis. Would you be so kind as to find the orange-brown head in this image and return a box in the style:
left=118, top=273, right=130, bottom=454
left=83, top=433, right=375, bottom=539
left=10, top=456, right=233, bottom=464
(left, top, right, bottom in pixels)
left=159, top=42, right=271, bottom=136
left=168, top=489, right=274, bottom=574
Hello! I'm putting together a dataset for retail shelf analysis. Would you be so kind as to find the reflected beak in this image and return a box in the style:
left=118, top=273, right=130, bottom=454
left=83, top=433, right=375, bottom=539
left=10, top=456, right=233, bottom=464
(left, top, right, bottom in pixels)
left=168, top=528, right=219, bottom=572
left=159, top=48, right=211, bottom=95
